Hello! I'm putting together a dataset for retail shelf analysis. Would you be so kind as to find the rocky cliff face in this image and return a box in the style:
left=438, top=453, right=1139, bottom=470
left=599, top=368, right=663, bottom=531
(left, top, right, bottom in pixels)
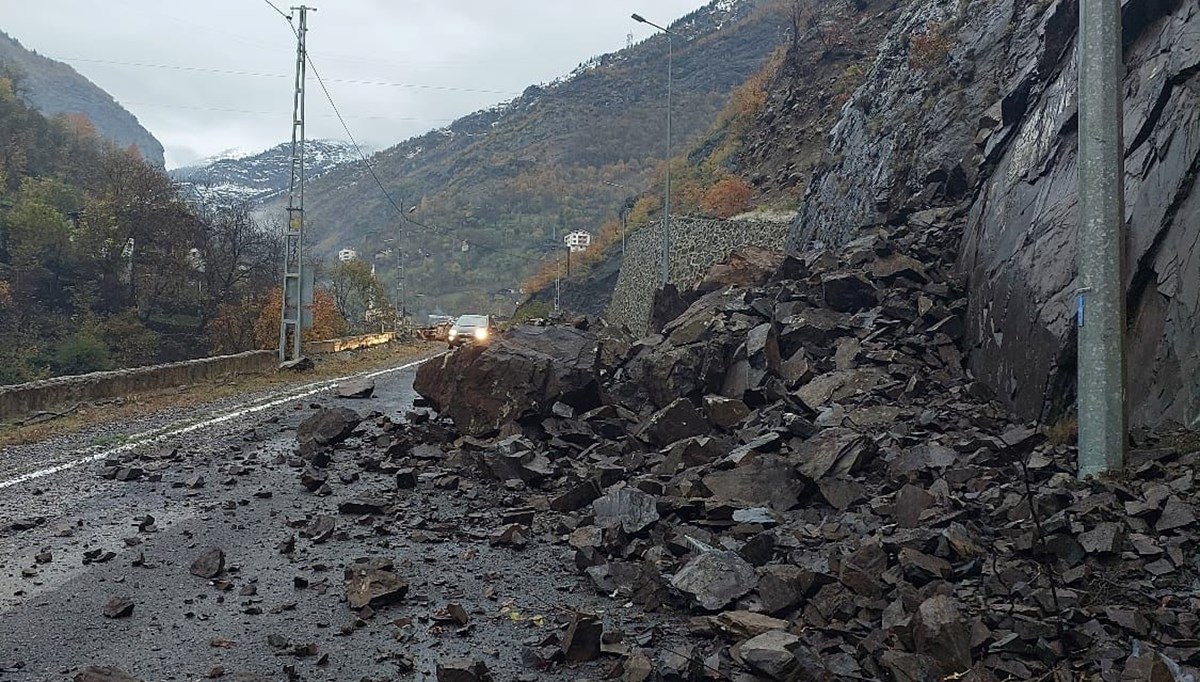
left=783, top=0, right=1199, bottom=429
left=0, top=31, right=165, bottom=166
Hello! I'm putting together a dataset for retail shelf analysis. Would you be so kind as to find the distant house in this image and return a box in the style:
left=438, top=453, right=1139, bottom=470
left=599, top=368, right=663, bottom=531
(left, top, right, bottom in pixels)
left=337, top=248, right=358, bottom=262
left=564, top=230, right=591, bottom=253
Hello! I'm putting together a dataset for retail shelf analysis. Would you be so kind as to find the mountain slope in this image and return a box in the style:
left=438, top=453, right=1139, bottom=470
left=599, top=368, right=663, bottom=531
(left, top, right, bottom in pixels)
left=271, top=0, right=791, bottom=316
left=170, top=140, right=359, bottom=209
left=0, top=31, right=165, bottom=166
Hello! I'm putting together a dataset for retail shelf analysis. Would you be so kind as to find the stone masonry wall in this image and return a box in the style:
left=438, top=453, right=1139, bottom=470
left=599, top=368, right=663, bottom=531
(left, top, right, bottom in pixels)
left=607, top=216, right=789, bottom=336
left=0, top=350, right=276, bottom=423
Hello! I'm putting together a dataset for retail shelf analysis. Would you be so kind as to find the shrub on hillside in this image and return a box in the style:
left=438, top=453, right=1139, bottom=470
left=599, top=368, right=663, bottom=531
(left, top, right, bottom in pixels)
left=50, top=332, right=112, bottom=375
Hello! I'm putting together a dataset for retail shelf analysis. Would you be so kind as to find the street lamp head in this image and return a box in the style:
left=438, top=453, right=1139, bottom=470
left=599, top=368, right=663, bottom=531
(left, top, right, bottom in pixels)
left=632, top=13, right=646, bottom=23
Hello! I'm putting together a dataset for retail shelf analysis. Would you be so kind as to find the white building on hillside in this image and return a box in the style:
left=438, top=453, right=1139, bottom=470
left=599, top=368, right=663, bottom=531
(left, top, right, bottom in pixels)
left=337, top=248, right=358, bottom=262
left=564, top=230, right=592, bottom=253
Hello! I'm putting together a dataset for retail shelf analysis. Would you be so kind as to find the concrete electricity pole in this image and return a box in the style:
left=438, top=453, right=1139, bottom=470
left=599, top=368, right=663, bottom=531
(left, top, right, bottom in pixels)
left=553, top=218, right=561, bottom=316
left=279, top=5, right=314, bottom=362
left=1076, top=0, right=1127, bottom=477
left=394, top=203, right=416, bottom=327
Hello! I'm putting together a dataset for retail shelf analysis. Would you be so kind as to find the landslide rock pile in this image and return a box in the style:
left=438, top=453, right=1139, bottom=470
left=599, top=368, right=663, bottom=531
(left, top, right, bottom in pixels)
left=385, top=225, right=1200, bottom=680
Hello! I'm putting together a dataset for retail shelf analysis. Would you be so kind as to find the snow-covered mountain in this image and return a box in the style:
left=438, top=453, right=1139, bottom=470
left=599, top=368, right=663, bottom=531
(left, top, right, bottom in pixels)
left=170, top=139, right=361, bottom=207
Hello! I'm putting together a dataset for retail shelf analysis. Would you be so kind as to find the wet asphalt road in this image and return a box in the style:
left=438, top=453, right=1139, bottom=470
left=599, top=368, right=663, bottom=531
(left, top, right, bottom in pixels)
left=0, top=360, right=672, bottom=681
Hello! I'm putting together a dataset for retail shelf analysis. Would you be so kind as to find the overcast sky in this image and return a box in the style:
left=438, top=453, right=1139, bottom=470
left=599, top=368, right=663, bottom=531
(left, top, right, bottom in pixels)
left=1, top=0, right=709, bottom=168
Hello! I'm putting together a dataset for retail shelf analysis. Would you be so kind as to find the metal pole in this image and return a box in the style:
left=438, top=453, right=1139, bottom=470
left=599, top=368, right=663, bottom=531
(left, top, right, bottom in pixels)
left=662, top=31, right=672, bottom=285
left=602, top=180, right=628, bottom=257
left=622, top=211, right=626, bottom=257
left=279, top=6, right=312, bottom=362
left=632, top=14, right=675, bottom=283
left=553, top=219, right=561, bottom=316
left=1076, top=0, right=1127, bottom=478
left=400, top=207, right=410, bottom=331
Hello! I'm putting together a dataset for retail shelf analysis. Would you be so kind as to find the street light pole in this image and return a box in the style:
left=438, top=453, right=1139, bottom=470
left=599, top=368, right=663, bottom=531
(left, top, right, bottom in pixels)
left=1076, top=0, right=1127, bottom=477
left=397, top=203, right=416, bottom=327
left=382, top=204, right=419, bottom=331
left=603, top=180, right=629, bottom=256
left=632, top=12, right=674, bottom=285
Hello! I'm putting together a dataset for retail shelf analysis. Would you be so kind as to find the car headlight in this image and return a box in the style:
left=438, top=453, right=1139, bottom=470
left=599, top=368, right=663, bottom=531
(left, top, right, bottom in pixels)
left=448, top=329, right=458, bottom=338
left=475, top=328, right=488, bottom=340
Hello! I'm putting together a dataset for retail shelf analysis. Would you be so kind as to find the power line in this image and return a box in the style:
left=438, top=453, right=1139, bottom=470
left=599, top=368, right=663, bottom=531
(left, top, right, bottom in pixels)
left=300, top=48, right=549, bottom=265
left=259, top=2, right=553, bottom=276
left=262, top=0, right=291, bottom=21
left=59, top=57, right=522, bottom=96
left=121, top=100, right=451, bottom=124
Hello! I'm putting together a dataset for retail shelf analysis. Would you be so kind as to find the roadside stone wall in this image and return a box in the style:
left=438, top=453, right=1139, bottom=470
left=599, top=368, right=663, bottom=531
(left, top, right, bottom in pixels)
left=0, top=350, right=276, bottom=423
left=607, top=216, right=789, bottom=336
left=304, top=331, right=395, bottom=354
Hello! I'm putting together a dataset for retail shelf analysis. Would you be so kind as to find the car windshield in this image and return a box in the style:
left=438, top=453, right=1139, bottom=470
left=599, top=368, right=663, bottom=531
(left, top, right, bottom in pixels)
left=456, top=315, right=488, bottom=327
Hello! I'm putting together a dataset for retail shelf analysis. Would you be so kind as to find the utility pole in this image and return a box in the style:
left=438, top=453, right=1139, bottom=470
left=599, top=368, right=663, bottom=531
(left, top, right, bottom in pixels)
left=393, top=203, right=416, bottom=329
left=279, top=5, right=314, bottom=362
left=553, top=219, right=561, bottom=316
left=394, top=213, right=403, bottom=328
left=1076, top=0, right=1127, bottom=477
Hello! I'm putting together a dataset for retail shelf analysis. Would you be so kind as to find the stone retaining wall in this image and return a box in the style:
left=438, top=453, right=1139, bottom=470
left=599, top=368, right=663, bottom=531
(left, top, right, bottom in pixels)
left=607, top=216, right=789, bottom=336
left=304, top=332, right=395, bottom=354
left=0, top=350, right=276, bottom=423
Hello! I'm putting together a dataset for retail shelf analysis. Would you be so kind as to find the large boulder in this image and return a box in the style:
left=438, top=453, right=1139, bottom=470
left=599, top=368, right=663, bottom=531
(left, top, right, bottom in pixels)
left=414, top=324, right=601, bottom=436
left=694, top=245, right=785, bottom=294
left=297, top=407, right=362, bottom=446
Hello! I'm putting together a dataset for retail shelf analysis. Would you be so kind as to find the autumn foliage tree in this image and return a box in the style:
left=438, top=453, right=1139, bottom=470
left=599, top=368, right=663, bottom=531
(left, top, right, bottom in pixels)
left=219, top=287, right=348, bottom=353
left=701, top=176, right=756, bottom=218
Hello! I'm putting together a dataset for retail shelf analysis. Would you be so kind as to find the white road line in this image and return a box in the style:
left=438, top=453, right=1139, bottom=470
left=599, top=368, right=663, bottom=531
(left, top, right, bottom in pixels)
left=0, top=355, right=441, bottom=491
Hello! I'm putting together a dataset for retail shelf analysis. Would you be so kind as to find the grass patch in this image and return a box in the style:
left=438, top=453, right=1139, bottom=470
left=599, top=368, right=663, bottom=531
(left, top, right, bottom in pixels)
left=1046, top=414, right=1078, bottom=446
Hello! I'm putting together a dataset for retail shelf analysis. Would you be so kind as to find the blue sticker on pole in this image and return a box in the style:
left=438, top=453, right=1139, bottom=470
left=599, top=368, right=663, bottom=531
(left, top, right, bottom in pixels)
left=1076, top=293, right=1085, bottom=328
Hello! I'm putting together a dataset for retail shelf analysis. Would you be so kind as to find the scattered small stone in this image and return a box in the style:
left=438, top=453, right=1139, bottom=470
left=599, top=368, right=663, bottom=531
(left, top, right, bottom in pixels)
left=73, top=666, right=143, bottom=682
left=102, top=597, right=134, bottom=619
left=336, top=379, right=375, bottom=399
left=189, top=548, right=225, bottom=579
left=301, top=516, right=336, bottom=544
left=435, top=657, right=492, bottom=682
left=344, top=561, right=408, bottom=609
left=561, top=612, right=603, bottom=663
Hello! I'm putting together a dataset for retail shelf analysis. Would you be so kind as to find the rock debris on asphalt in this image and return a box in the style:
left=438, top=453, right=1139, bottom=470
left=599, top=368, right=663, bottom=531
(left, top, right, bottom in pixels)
left=0, top=224, right=1197, bottom=681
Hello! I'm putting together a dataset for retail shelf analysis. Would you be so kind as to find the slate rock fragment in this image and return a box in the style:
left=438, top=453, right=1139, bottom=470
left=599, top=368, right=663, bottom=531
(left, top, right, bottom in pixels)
left=912, top=594, right=972, bottom=673
left=436, top=657, right=492, bottom=682
left=561, top=612, right=603, bottom=663
left=670, top=551, right=758, bottom=611
left=336, top=378, right=375, bottom=399
left=738, top=629, right=802, bottom=680
left=74, top=667, right=143, bottom=682
left=189, top=547, right=225, bottom=579
left=592, top=487, right=660, bottom=534
left=102, top=596, right=135, bottom=619
left=297, top=407, right=362, bottom=446
left=344, top=561, right=408, bottom=609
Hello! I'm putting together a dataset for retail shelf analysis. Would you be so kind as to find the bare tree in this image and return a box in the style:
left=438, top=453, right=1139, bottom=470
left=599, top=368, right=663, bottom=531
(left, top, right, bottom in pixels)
left=194, top=201, right=276, bottom=325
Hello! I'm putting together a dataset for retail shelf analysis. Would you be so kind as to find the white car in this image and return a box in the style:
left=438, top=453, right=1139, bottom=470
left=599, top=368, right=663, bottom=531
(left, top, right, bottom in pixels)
left=447, top=314, right=492, bottom=348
